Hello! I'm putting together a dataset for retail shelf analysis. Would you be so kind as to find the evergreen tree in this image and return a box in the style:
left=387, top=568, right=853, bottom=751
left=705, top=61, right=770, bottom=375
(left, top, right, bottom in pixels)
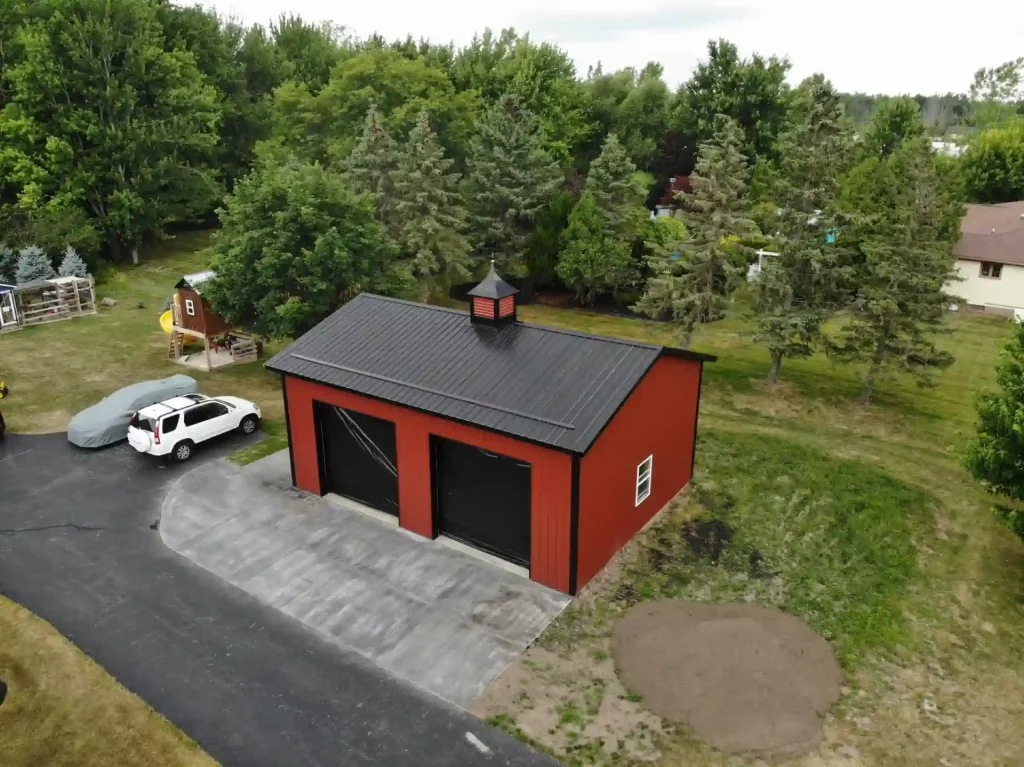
left=343, top=104, right=398, bottom=229
left=556, top=191, right=632, bottom=305
left=861, top=97, right=926, bottom=159
left=392, top=110, right=472, bottom=281
left=586, top=133, right=647, bottom=240
left=57, top=246, right=89, bottom=278
left=752, top=76, right=853, bottom=384
left=634, top=116, right=753, bottom=347
left=15, top=245, right=55, bottom=284
left=464, top=94, right=562, bottom=274
left=833, top=140, right=958, bottom=402
left=965, top=322, right=1024, bottom=540
left=0, top=244, right=15, bottom=284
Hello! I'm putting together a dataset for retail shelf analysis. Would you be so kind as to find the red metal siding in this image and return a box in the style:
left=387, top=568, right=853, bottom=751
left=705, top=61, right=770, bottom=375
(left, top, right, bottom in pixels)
left=471, top=297, right=495, bottom=318
left=498, top=296, right=515, bottom=317
left=284, top=375, right=572, bottom=592
left=577, top=356, right=702, bottom=591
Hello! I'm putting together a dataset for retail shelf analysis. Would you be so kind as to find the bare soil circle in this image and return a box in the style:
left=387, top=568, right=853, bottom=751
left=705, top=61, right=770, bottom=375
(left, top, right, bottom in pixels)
left=612, top=601, right=841, bottom=759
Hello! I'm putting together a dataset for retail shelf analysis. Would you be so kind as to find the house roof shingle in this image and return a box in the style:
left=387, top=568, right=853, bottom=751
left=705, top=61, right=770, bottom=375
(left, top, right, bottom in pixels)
left=267, top=294, right=714, bottom=454
left=955, top=201, right=1024, bottom=266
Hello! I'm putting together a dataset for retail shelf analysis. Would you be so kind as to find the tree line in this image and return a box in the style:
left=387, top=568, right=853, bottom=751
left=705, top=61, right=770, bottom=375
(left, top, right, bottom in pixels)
left=1, top=1, right=1021, bottom=404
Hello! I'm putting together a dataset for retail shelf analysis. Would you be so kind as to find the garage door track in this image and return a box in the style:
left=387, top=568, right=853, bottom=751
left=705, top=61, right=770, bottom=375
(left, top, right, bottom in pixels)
left=161, top=450, right=570, bottom=707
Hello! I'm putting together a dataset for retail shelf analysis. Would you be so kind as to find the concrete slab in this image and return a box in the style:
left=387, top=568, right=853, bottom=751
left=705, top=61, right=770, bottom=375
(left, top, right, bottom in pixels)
left=160, top=450, right=570, bottom=707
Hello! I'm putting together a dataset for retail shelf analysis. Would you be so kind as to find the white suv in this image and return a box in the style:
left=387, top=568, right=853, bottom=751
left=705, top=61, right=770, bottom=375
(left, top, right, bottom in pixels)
left=127, top=393, right=261, bottom=463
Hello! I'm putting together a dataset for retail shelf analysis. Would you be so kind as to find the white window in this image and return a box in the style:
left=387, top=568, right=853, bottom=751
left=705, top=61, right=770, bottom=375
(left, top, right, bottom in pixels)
left=185, top=298, right=196, bottom=316
left=635, top=455, right=653, bottom=506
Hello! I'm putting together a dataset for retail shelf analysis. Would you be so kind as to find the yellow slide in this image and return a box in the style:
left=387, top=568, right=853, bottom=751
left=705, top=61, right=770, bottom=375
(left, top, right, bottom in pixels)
left=159, top=310, right=173, bottom=334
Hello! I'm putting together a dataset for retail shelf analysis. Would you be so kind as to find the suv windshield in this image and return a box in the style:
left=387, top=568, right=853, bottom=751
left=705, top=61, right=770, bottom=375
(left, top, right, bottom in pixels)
left=129, top=413, right=155, bottom=432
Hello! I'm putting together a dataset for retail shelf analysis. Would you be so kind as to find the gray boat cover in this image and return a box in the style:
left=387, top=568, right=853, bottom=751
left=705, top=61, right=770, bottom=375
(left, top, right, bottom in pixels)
left=67, top=375, right=198, bottom=448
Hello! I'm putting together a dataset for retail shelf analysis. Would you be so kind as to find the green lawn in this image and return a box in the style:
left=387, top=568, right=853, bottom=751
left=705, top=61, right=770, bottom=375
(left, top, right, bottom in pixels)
left=2, top=234, right=1023, bottom=766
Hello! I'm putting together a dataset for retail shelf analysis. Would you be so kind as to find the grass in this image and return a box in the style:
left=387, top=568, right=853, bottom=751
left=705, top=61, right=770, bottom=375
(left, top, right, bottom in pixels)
left=567, top=430, right=933, bottom=668
left=0, top=231, right=287, bottom=436
left=0, top=595, right=216, bottom=766
left=3, top=234, right=1024, bottom=765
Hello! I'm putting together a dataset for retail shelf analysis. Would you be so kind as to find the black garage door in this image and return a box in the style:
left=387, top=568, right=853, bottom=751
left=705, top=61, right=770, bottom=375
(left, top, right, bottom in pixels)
left=432, top=437, right=531, bottom=567
left=316, top=401, right=398, bottom=515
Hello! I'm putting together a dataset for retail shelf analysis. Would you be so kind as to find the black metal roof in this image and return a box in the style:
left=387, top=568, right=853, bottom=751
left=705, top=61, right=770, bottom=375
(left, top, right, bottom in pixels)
left=267, top=294, right=714, bottom=454
left=467, top=262, right=519, bottom=299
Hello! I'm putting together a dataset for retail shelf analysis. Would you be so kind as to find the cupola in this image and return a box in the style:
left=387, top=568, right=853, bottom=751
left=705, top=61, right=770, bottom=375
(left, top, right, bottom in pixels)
left=468, top=261, right=518, bottom=326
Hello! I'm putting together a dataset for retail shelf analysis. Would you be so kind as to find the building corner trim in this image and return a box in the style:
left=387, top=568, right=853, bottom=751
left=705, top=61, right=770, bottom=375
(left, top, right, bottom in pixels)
left=568, top=455, right=581, bottom=596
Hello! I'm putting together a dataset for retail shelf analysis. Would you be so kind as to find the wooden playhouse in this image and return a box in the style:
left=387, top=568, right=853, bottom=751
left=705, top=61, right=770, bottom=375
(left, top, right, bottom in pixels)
left=167, top=271, right=257, bottom=371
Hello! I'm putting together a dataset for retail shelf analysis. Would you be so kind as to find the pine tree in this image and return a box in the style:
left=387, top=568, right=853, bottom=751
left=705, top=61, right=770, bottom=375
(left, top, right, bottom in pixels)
left=343, top=104, right=398, bottom=231
left=57, top=246, right=90, bottom=278
left=392, top=111, right=472, bottom=281
left=833, top=140, right=958, bottom=402
left=556, top=191, right=632, bottom=305
left=0, top=244, right=15, bottom=284
left=15, top=245, right=55, bottom=284
left=965, top=321, right=1024, bottom=540
left=634, top=116, right=753, bottom=347
left=586, top=133, right=647, bottom=240
left=752, top=76, right=853, bottom=384
left=464, top=94, right=562, bottom=274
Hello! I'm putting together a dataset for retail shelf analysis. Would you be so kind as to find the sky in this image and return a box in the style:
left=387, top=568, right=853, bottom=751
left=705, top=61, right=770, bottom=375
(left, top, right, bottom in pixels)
left=200, top=0, right=1024, bottom=95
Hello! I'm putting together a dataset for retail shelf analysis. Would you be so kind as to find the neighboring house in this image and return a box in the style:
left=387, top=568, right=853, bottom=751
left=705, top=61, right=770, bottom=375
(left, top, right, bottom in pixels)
left=950, top=201, right=1024, bottom=315
left=931, top=139, right=964, bottom=157
left=653, top=175, right=693, bottom=218
left=267, top=265, right=716, bottom=595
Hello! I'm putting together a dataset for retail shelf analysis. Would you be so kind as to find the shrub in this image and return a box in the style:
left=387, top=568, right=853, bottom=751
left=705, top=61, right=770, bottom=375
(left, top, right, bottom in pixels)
left=15, top=246, right=56, bottom=284
left=57, top=246, right=90, bottom=278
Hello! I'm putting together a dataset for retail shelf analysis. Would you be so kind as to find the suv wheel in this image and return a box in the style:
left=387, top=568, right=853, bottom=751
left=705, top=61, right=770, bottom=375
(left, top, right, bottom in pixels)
left=172, top=440, right=194, bottom=463
left=239, top=415, right=259, bottom=435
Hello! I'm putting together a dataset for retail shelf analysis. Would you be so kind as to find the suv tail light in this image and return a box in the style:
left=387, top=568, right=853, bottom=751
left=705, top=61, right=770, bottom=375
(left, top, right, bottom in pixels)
left=154, top=422, right=161, bottom=445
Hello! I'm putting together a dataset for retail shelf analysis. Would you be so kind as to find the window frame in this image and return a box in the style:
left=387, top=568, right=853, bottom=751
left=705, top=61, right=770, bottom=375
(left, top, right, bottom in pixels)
left=980, top=261, right=1003, bottom=279
left=162, top=413, right=180, bottom=433
left=185, top=298, right=196, bottom=316
left=635, top=455, right=653, bottom=506
left=184, top=403, right=213, bottom=427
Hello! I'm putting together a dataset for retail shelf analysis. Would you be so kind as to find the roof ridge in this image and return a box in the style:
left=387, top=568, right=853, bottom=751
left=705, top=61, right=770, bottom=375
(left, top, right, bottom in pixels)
left=359, top=293, right=671, bottom=353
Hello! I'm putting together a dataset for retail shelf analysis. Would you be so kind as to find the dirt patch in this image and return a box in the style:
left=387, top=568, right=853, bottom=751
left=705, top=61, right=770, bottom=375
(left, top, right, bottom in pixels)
left=612, top=601, right=841, bottom=759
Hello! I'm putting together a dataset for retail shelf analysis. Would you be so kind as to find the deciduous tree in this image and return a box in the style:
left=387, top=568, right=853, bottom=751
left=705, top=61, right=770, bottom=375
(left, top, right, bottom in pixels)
left=205, top=160, right=413, bottom=338
left=959, top=121, right=1024, bottom=203
left=0, top=0, right=222, bottom=263
left=634, top=116, right=753, bottom=347
left=674, top=39, right=792, bottom=167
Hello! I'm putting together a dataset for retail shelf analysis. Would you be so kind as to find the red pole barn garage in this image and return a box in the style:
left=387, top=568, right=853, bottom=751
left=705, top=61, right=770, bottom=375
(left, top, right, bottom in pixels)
left=266, top=266, right=714, bottom=595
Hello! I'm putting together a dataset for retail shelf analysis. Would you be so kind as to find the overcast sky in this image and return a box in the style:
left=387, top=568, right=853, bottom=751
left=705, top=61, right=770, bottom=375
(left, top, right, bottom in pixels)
left=199, top=0, right=1024, bottom=95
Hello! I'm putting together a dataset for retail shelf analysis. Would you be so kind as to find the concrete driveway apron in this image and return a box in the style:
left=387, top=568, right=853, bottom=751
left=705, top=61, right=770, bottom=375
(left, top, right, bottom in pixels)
left=160, top=450, right=570, bottom=707
left=0, top=433, right=560, bottom=767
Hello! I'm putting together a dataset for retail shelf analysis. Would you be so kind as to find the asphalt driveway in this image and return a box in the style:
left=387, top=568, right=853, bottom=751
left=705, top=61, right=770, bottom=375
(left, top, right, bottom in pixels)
left=0, top=432, right=558, bottom=767
left=161, top=450, right=569, bottom=707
